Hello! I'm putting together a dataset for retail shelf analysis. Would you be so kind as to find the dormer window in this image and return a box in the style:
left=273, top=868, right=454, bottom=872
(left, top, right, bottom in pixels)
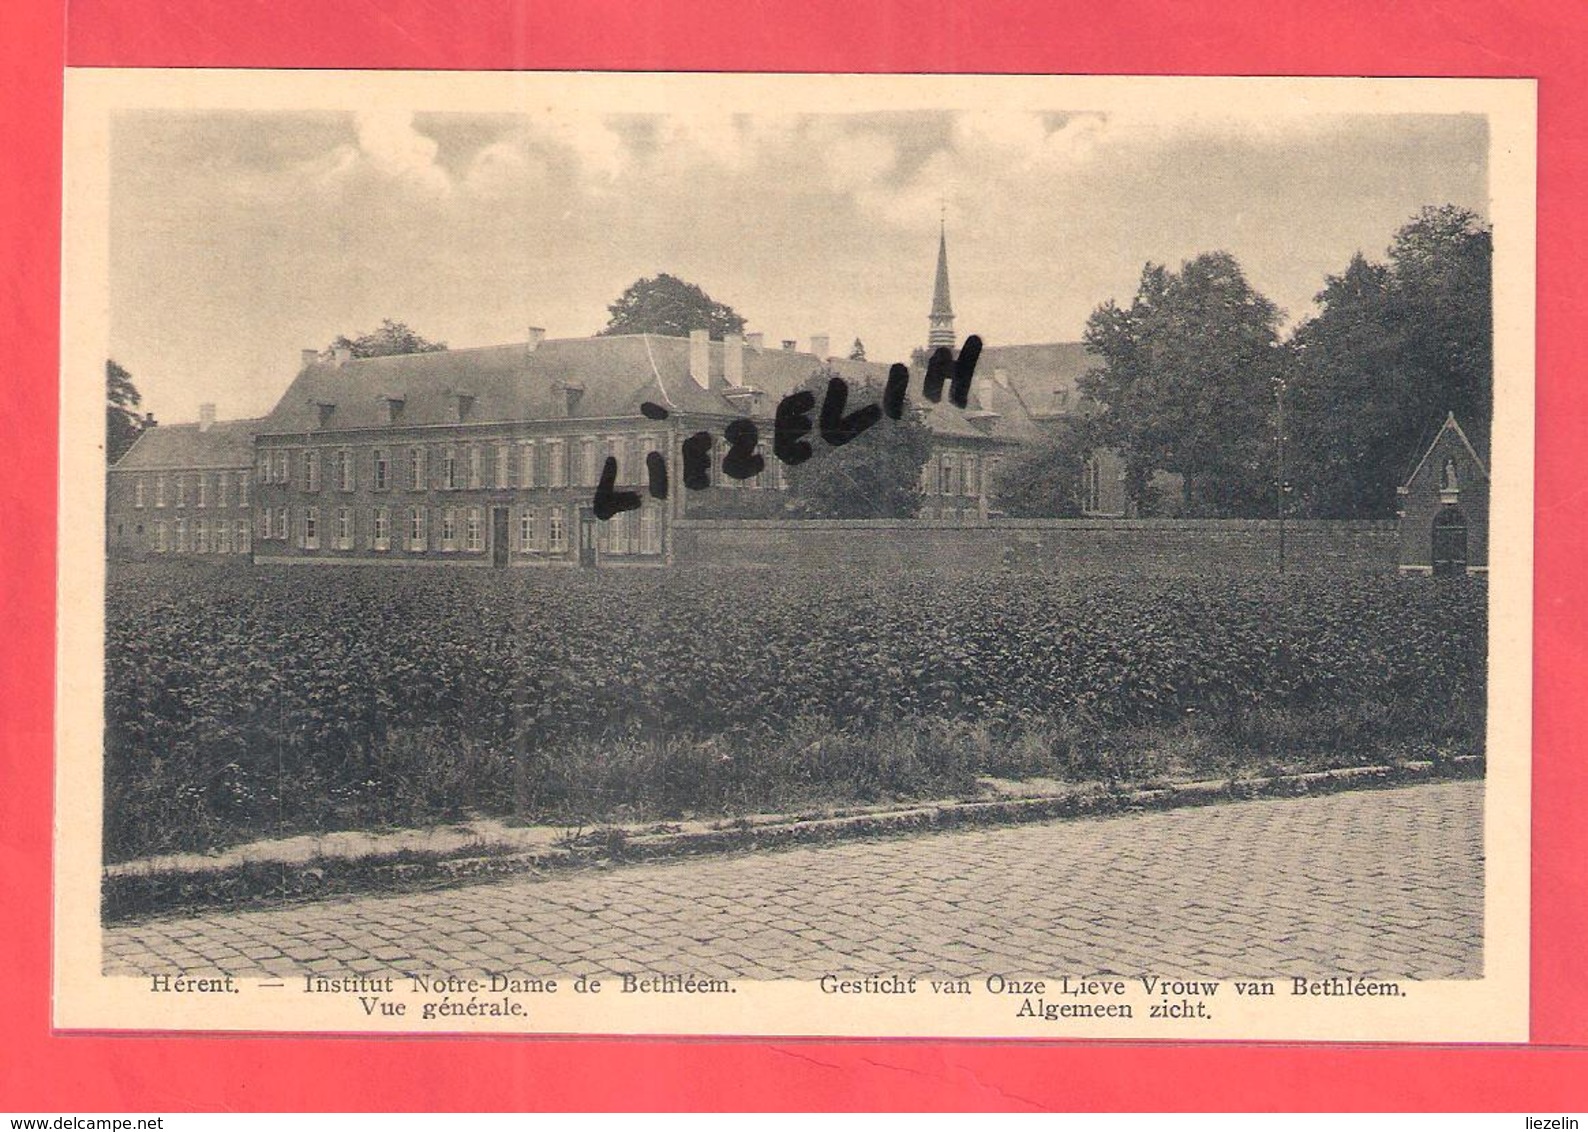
left=316, top=402, right=336, bottom=428
left=385, top=397, right=405, bottom=425
left=455, top=393, right=476, bottom=423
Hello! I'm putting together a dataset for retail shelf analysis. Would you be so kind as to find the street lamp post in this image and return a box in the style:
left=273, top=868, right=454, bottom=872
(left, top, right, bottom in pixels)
left=1275, top=375, right=1289, bottom=574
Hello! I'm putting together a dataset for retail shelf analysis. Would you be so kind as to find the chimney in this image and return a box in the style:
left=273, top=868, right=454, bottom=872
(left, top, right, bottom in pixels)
left=527, top=326, right=546, bottom=353
left=809, top=334, right=830, bottom=361
left=745, top=332, right=765, bottom=352
left=334, top=346, right=352, bottom=367
left=198, top=403, right=216, bottom=432
left=994, top=366, right=1009, bottom=389
left=689, top=329, right=711, bottom=389
left=724, top=333, right=745, bottom=388
left=781, top=339, right=797, bottom=351
left=301, top=348, right=319, bottom=369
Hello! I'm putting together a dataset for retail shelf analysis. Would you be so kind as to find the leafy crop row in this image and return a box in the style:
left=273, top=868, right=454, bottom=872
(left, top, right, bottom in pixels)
left=103, top=562, right=1485, bottom=861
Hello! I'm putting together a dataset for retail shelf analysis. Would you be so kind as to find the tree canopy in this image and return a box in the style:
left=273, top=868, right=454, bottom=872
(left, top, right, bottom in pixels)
left=106, top=359, right=147, bottom=464
left=990, top=419, right=1093, bottom=518
left=598, top=273, right=747, bottom=339
left=1286, top=205, right=1492, bottom=517
left=1079, top=252, right=1285, bottom=517
left=326, top=319, right=448, bottom=359
left=781, top=366, right=933, bottom=519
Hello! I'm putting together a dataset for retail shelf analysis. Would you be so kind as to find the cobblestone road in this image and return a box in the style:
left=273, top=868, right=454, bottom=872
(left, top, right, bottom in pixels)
left=104, top=781, right=1482, bottom=979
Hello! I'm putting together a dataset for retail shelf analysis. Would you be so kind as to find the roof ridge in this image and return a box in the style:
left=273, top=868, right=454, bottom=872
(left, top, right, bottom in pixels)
left=642, top=333, right=677, bottom=409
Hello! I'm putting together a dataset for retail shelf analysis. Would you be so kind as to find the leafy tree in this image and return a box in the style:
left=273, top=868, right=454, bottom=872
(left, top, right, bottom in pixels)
left=990, top=420, right=1092, bottom=517
left=782, top=366, right=933, bottom=519
left=848, top=338, right=867, bottom=361
left=598, top=273, right=746, bottom=339
left=106, top=359, right=148, bottom=464
left=1287, top=205, right=1492, bottom=517
left=1080, top=252, right=1286, bottom=517
left=326, top=319, right=447, bottom=359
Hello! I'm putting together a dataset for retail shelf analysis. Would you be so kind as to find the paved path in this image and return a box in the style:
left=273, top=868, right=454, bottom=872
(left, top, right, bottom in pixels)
left=104, top=781, right=1482, bottom=979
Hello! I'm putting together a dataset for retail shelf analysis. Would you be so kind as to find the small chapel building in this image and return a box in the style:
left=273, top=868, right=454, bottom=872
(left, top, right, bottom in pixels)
left=1396, top=412, right=1489, bottom=577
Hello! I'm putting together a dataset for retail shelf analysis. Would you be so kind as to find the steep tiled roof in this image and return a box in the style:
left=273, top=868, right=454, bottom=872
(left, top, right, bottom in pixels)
left=258, top=335, right=1030, bottom=443
left=978, top=342, right=1100, bottom=419
left=112, top=418, right=263, bottom=469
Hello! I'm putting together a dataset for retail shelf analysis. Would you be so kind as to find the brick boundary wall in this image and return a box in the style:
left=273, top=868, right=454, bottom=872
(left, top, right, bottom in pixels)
left=671, top=517, right=1400, bottom=575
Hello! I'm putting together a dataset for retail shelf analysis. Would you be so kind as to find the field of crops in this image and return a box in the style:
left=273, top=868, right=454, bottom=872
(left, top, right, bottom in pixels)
left=103, top=561, right=1486, bottom=862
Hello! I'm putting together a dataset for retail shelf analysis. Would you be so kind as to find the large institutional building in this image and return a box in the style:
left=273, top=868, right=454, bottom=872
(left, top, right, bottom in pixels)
left=107, top=229, right=1129, bottom=566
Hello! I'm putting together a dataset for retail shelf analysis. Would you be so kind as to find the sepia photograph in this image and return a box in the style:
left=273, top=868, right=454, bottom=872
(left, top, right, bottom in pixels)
left=53, top=71, right=1534, bottom=1040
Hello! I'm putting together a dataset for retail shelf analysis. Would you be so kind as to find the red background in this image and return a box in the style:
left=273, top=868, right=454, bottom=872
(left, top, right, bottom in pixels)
left=3, top=0, right=1586, bottom=1111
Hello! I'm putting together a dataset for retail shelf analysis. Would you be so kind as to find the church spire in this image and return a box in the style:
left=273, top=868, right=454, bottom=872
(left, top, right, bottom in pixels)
left=928, top=219, right=956, bottom=350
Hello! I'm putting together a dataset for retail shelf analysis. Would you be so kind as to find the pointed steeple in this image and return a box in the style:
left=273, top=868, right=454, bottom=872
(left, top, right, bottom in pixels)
left=928, top=220, right=956, bottom=350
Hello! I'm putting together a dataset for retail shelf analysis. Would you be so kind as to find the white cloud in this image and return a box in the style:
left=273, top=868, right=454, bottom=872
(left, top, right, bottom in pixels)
left=462, top=136, right=547, bottom=197
left=522, top=109, right=626, bottom=182
left=351, top=109, right=452, bottom=196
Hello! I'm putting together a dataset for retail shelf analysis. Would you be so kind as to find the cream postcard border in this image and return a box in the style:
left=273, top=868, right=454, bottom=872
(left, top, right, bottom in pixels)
left=55, top=70, right=1536, bottom=1040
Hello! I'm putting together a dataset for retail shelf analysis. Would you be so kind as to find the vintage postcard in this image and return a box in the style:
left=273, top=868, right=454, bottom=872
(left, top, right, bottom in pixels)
left=55, top=69, right=1535, bottom=1040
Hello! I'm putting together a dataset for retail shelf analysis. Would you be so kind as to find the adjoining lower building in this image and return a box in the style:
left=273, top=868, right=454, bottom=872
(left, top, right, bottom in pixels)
left=106, top=405, right=260, bottom=559
left=1396, top=412, right=1489, bottom=576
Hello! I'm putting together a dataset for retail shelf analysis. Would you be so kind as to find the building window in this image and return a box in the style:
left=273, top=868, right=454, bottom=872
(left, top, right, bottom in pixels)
left=373, top=507, right=390, bottom=551
left=235, top=520, right=250, bottom=554
left=547, top=440, right=566, bottom=488
left=238, top=474, right=249, bottom=508
left=603, top=510, right=628, bottom=555
left=468, top=446, right=483, bottom=490
left=547, top=507, right=566, bottom=552
left=301, top=506, right=320, bottom=550
left=408, top=506, right=427, bottom=551
left=580, top=437, right=598, bottom=487
left=195, top=520, right=209, bottom=553
left=260, top=507, right=272, bottom=540
left=219, top=472, right=232, bottom=508
left=465, top=506, right=484, bottom=552
left=257, top=452, right=270, bottom=483
left=519, top=441, right=537, bottom=489
left=605, top=437, right=622, bottom=486
left=496, top=443, right=511, bottom=489
left=174, top=518, right=187, bottom=553
left=216, top=521, right=231, bottom=554
left=1083, top=455, right=1102, bottom=514
left=154, top=521, right=168, bottom=553
left=274, top=451, right=289, bottom=484
left=174, top=476, right=187, bottom=509
left=518, top=507, right=536, bottom=550
left=154, top=476, right=166, bottom=508
left=639, top=505, right=661, bottom=555
left=196, top=475, right=208, bottom=509
left=373, top=449, right=389, bottom=491
left=441, top=507, right=458, bottom=550
left=304, top=450, right=321, bottom=492
left=276, top=506, right=288, bottom=540
left=409, top=447, right=426, bottom=491
left=442, top=449, right=459, bottom=490
left=132, top=479, right=146, bottom=509
left=338, top=448, right=355, bottom=492
left=938, top=455, right=954, bottom=497
left=335, top=506, right=353, bottom=550
left=751, top=441, right=768, bottom=489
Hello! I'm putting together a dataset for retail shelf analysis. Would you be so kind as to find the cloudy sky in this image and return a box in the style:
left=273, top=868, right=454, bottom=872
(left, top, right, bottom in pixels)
left=107, top=104, right=1487, bottom=423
